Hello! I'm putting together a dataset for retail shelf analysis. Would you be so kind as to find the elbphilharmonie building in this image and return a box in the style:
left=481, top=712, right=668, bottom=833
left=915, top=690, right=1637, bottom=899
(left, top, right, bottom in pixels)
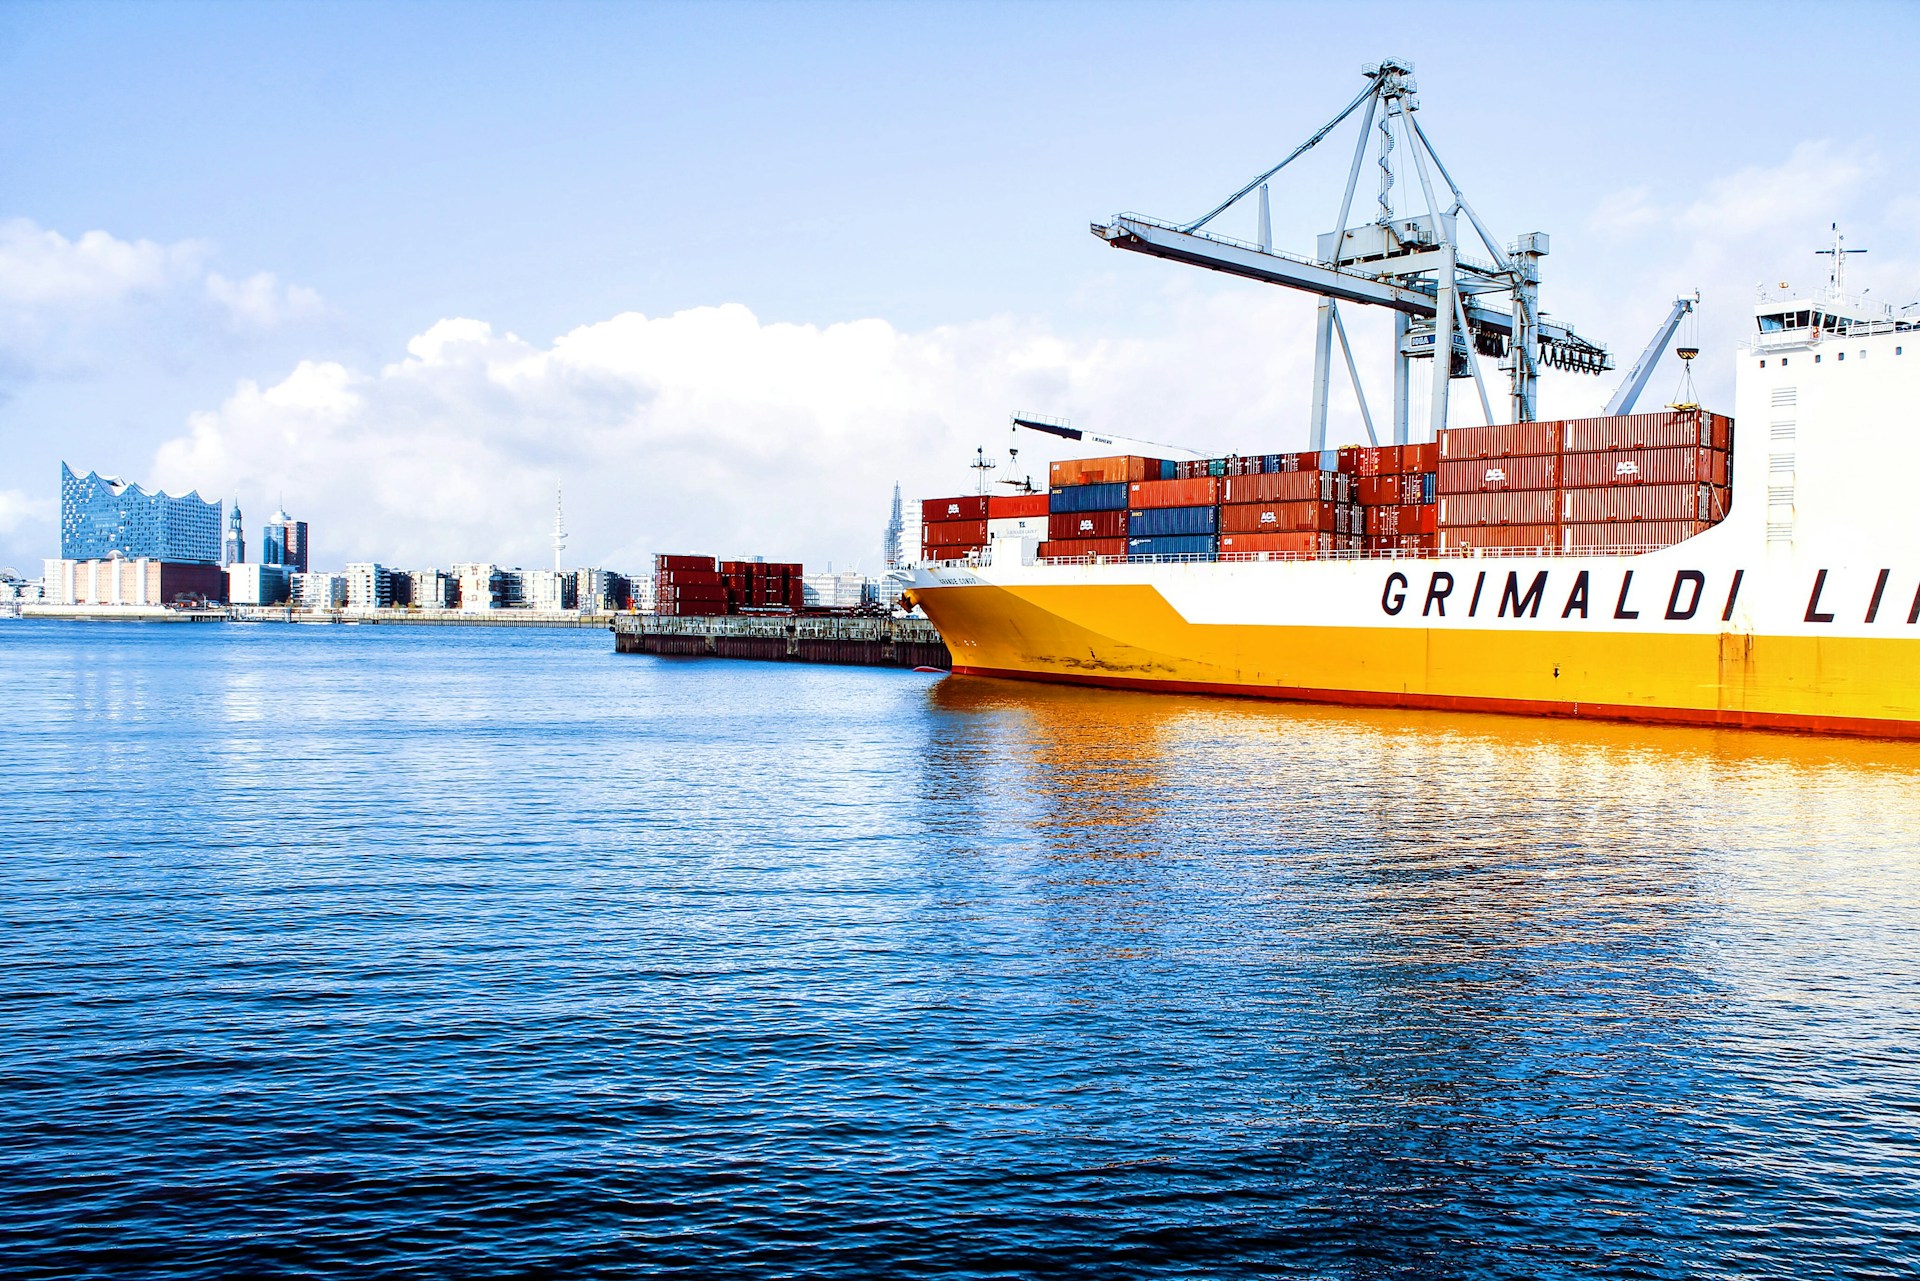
left=59, top=464, right=222, bottom=565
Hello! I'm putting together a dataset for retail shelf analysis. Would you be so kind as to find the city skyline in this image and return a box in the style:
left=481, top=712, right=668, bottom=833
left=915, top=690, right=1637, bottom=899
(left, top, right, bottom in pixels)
left=3, top=3, right=1918, bottom=574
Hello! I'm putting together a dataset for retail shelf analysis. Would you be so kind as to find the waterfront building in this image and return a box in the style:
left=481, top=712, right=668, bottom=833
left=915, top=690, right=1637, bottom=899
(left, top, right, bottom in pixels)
left=226, top=562, right=290, bottom=606
left=802, top=571, right=877, bottom=610
left=345, top=562, right=392, bottom=611
left=410, top=569, right=453, bottom=610
left=631, top=574, right=656, bottom=613
left=60, top=464, right=222, bottom=564
left=42, top=556, right=227, bottom=606
left=291, top=571, right=346, bottom=611
left=517, top=569, right=577, bottom=612
left=452, top=563, right=503, bottom=611
left=262, top=509, right=310, bottom=573
left=224, top=500, right=245, bottom=566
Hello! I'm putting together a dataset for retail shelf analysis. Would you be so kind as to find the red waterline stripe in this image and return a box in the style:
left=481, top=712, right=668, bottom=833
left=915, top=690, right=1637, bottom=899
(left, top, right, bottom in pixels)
left=948, top=665, right=1920, bottom=741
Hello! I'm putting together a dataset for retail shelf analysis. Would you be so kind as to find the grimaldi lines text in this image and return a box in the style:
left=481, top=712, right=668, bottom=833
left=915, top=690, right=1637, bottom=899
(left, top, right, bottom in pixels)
left=909, top=291, right=1920, bottom=737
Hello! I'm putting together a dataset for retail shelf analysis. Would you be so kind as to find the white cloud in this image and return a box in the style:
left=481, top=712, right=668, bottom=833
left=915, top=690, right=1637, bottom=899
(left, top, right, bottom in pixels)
left=205, top=271, right=327, bottom=329
left=0, top=489, right=55, bottom=547
left=149, top=294, right=1329, bottom=574
left=0, top=219, right=209, bottom=309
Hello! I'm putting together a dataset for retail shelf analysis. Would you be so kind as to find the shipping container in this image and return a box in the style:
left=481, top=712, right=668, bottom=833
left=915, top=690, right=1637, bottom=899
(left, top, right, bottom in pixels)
left=1439, top=420, right=1563, bottom=460
left=1049, top=455, right=1168, bottom=487
left=921, top=494, right=989, bottom=523
left=1129, top=476, right=1223, bottom=508
left=1129, top=504, right=1220, bottom=537
left=654, top=554, right=716, bottom=573
left=1560, top=445, right=1730, bottom=488
left=1437, top=454, right=1561, bottom=494
left=1223, top=470, right=1338, bottom=504
left=1399, top=472, right=1436, bottom=505
left=921, top=518, right=989, bottom=546
left=1219, top=499, right=1340, bottom=534
left=1364, top=504, right=1439, bottom=537
left=1563, top=409, right=1733, bottom=453
left=986, top=516, right=1046, bottom=540
left=1355, top=476, right=1398, bottom=506
left=1437, top=491, right=1562, bottom=526
left=1561, top=520, right=1714, bottom=552
left=1047, top=510, right=1128, bottom=541
left=1352, top=444, right=1404, bottom=477
left=1128, top=534, right=1217, bottom=558
left=1403, top=442, right=1441, bottom=472
left=1048, top=481, right=1130, bottom=513
left=986, top=493, right=1050, bottom=518
left=1561, top=482, right=1727, bottom=524
left=1038, top=537, right=1129, bottom=560
left=1437, top=523, right=1562, bottom=552
left=1218, top=531, right=1338, bottom=555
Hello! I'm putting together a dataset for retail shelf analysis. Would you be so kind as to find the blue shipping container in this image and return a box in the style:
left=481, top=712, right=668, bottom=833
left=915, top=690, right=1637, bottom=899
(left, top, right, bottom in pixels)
left=1049, top=482, right=1129, bottom=513
left=1128, top=534, right=1217, bottom=559
left=1159, top=459, right=1178, bottom=480
left=1128, top=504, right=1219, bottom=537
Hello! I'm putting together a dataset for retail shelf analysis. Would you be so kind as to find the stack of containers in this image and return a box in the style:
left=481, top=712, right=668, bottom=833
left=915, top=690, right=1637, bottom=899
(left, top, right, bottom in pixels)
left=654, top=554, right=728, bottom=616
left=1558, top=410, right=1732, bottom=551
left=1352, top=443, right=1440, bottom=553
left=1127, top=475, right=1221, bottom=558
left=1216, top=465, right=1350, bottom=556
left=1042, top=456, right=1168, bottom=560
left=986, top=493, right=1050, bottom=543
left=920, top=494, right=991, bottom=561
left=1436, top=409, right=1733, bottom=552
left=720, top=560, right=803, bottom=612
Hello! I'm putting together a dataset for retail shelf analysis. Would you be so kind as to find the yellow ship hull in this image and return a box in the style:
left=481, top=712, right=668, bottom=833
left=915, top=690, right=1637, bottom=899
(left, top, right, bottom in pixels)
left=911, top=576, right=1920, bottom=739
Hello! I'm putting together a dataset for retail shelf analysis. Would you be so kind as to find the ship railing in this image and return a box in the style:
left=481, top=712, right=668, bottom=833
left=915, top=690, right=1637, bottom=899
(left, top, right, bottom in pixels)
left=920, top=543, right=1685, bottom=572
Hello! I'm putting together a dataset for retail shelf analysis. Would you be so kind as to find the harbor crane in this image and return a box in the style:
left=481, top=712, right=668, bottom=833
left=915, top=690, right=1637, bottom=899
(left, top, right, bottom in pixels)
left=1605, top=293, right=1698, bottom=416
left=1092, top=58, right=1614, bottom=447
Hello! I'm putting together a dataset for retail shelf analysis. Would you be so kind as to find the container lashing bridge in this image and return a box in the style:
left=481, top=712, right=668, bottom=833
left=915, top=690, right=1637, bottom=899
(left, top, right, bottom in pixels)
left=1091, top=58, right=1617, bottom=448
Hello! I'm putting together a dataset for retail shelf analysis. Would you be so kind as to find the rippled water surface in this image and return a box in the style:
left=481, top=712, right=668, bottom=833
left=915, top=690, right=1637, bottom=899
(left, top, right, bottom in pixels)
left=3, top=619, right=1919, bottom=1278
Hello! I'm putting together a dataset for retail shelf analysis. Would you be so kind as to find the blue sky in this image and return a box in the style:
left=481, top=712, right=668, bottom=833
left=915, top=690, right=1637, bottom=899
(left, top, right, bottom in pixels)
left=4, top=0, right=1918, bottom=573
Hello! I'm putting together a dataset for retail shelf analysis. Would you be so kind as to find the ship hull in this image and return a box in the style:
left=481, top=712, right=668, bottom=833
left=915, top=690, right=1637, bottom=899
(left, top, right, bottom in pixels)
left=911, top=551, right=1920, bottom=738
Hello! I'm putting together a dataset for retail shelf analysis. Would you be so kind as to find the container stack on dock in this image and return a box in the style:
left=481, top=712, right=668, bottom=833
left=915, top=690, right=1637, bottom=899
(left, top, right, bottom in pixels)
left=1436, top=408, right=1733, bottom=552
left=656, top=554, right=804, bottom=617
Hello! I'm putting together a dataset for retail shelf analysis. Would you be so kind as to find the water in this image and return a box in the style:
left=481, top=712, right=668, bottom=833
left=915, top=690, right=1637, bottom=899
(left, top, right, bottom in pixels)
left=2, top=619, right=1918, bottom=1279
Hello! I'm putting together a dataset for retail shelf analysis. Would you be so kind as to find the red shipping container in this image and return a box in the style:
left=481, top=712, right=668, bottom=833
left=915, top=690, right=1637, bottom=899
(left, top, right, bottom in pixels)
left=1438, top=454, right=1561, bottom=494
left=922, top=495, right=989, bottom=523
left=654, top=554, right=716, bottom=572
left=1038, top=537, right=1128, bottom=559
left=1562, top=520, right=1714, bottom=552
left=1438, top=491, right=1561, bottom=526
left=1403, top=442, right=1440, bottom=472
left=1355, top=476, right=1398, bottom=506
left=987, top=493, right=1050, bottom=518
left=1365, top=505, right=1438, bottom=537
left=1396, top=474, right=1431, bottom=505
left=1129, top=476, right=1223, bottom=508
left=1218, top=532, right=1336, bottom=555
left=922, top=518, right=989, bottom=545
left=1562, top=483, right=1726, bottom=524
left=1563, top=409, right=1732, bottom=453
left=1439, top=420, right=1563, bottom=460
left=1560, top=446, right=1729, bottom=488
left=1219, top=500, right=1339, bottom=534
left=1438, top=524, right=1561, bottom=552
left=1352, top=445, right=1403, bottom=477
left=1049, top=455, right=1165, bottom=487
left=1047, top=510, right=1128, bottom=540
left=1223, top=471, right=1336, bottom=504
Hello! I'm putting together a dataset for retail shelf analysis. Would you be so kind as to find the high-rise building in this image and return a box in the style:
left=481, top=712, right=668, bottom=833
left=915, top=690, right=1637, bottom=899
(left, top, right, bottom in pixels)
left=885, top=482, right=905, bottom=570
left=224, top=500, right=245, bottom=566
left=262, top=509, right=310, bottom=573
left=60, top=464, right=222, bottom=564
left=344, top=563, right=392, bottom=611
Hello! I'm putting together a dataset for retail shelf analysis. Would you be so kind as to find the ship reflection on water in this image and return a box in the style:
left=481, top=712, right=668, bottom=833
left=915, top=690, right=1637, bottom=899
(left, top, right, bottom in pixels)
left=921, top=674, right=1920, bottom=1271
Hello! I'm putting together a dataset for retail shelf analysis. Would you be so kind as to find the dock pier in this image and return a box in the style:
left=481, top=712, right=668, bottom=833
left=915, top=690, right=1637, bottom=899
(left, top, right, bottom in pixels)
left=613, top=614, right=951, bottom=669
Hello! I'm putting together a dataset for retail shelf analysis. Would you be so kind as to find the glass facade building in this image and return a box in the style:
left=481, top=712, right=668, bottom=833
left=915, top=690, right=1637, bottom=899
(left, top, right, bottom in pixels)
left=59, top=464, right=222, bottom=565
left=262, top=510, right=310, bottom=573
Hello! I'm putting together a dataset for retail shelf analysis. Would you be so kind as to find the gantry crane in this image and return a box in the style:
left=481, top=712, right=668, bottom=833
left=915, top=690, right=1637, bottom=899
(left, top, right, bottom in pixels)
left=1092, top=58, right=1614, bottom=447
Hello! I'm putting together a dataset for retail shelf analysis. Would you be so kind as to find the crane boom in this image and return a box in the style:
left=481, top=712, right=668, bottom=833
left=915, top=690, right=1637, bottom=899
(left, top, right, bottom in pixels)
left=1604, top=294, right=1697, bottom=416
left=1010, top=414, right=1211, bottom=460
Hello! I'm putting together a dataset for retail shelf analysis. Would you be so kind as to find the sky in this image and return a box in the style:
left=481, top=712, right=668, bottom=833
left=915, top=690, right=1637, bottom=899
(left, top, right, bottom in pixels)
left=3, top=0, right=1918, bottom=576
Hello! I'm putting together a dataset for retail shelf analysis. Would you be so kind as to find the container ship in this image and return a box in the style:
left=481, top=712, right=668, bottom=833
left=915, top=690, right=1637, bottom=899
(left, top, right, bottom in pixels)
left=906, top=61, right=1920, bottom=738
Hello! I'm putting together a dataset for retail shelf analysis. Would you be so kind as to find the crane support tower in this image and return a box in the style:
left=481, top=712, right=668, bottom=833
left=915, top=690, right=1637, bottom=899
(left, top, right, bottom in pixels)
left=1092, top=58, right=1614, bottom=447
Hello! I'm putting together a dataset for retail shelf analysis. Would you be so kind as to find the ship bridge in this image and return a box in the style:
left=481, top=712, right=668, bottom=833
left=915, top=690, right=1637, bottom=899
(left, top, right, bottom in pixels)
left=1752, top=225, right=1919, bottom=350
